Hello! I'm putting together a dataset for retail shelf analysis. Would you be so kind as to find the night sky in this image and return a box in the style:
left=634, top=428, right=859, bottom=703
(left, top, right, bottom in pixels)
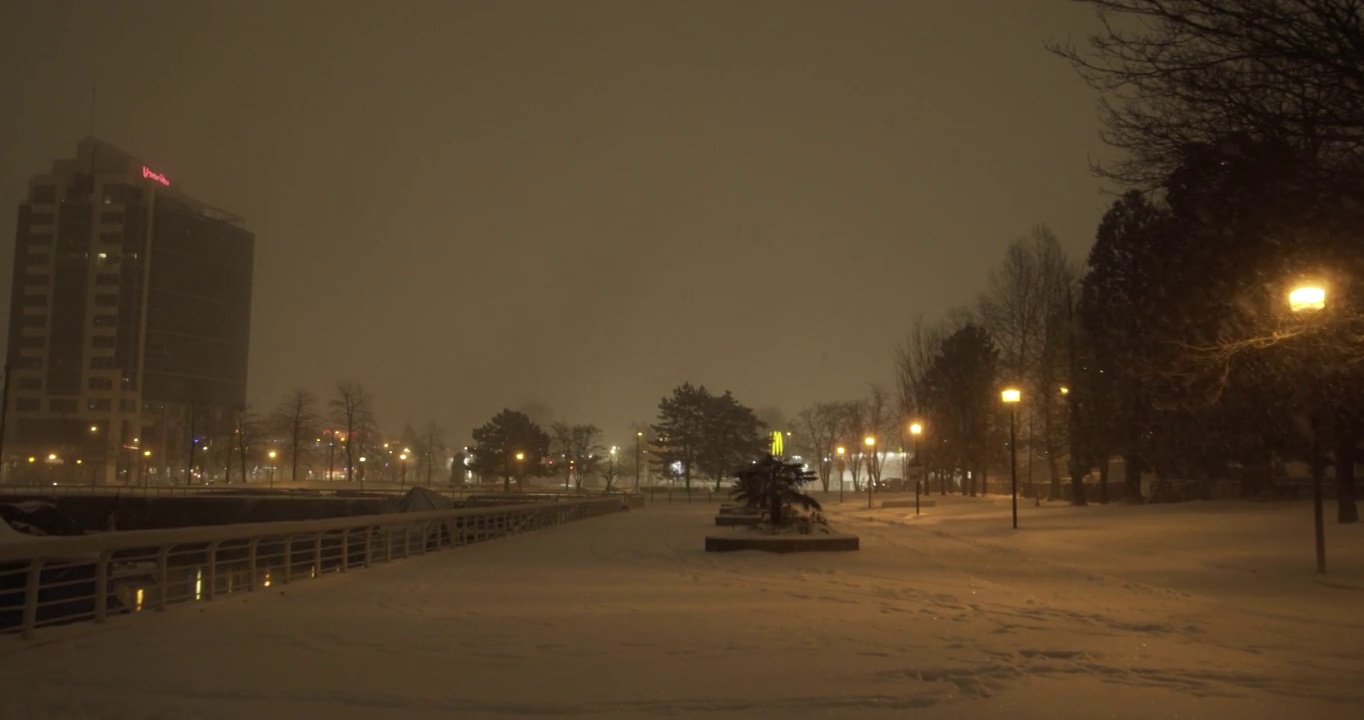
left=1, top=1, right=1113, bottom=444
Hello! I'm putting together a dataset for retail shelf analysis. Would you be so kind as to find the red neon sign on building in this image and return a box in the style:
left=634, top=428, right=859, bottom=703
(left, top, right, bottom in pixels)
left=141, top=165, right=170, bottom=186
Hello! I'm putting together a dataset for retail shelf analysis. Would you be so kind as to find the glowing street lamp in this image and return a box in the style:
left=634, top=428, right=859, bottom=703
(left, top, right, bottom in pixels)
left=398, top=452, right=409, bottom=489
left=909, top=422, right=925, bottom=513
left=1002, top=388, right=1022, bottom=529
left=267, top=450, right=278, bottom=488
left=1288, top=282, right=1328, bottom=573
left=635, top=432, right=643, bottom=491
left=1288, top=284, right=1326, bottom=313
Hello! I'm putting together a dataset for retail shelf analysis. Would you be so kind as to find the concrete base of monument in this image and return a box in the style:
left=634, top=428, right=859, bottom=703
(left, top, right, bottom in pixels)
left=714, top=514, right=762, bottom=527
left=704, top=531, right=860, bottom=553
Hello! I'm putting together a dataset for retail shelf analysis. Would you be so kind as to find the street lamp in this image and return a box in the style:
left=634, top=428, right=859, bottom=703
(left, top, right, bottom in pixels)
left=267, top=449, right=278, bottom=488
left=864, top=436, right=876, bottom=509
left=1289, top=284, right=1326, bottom=313
left=1289, top=282, right=1328, bottom=573
left=836, top=446, right=846, bottom=502
left=399, top=452, right=409, bottom=489
left=635, top=432, right=643, bottom=491
left=141, top=449, right=151, bottom=488
left=910, top=422, right=924, bottom=514
left=1002, top=388, right=1021, bottom=529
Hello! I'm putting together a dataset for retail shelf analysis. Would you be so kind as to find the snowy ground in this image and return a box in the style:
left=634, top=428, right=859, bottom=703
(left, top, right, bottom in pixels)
left=2, top=495, right=1362, bottom=719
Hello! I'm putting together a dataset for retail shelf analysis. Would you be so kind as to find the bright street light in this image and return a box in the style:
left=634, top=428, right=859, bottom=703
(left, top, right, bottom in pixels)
left=1288, top=281, right=1329, bottom=573
left=1002, top=388, right=1021, bottom=529
left=909, top=423, right=923, bottom=436
left=1289, top=284, right=1326, bottom=313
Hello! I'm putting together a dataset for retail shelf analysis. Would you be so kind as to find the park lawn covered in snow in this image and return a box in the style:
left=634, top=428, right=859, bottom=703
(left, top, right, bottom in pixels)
left=1, top=495, right=1361, bottom=719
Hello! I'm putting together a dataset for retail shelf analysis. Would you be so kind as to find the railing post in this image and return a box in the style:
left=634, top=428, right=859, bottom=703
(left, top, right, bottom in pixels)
left=94, top=550, right=110, bottom=623
left=403, top=525, right=412, bottom=557
left=385, top=527, right=393, bottom=562
left=340, top=529, right=350, bottom=572
left=282, top=535, right=294, bottom=584
left=156, top=547, right=170, bottom=611
left=363, top=527, right=373, bottom=568
left=313, top=534, right=323, bottom=576
left=247, top=538, right=259, bottom=590
left=205, top=541, right=220, bottom=601
left=21, top=559, right=45, bottom=639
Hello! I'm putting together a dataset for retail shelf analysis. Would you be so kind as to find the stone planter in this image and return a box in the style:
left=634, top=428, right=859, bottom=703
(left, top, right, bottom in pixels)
left=714, top=514, right=762, bottom=527
left=704, top=531, right=859, bottom=553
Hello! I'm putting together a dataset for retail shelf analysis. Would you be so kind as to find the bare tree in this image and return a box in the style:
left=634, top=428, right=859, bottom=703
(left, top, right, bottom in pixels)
left=418, top=422, right=446, bottom=486
left=232, top=406, right=262, bottom=485
left=838, top=400, right=869, bottom=491
left=864, top=384, right=897, bottom=488
left=272, top=390, right=320, bottom=483
left=979, top=226, right=1077, bottom=498
left=895, top=314, right=948, bottom=422
left=794, top=402, right=842, bottom=491
left=1050, top=0, right=1364, bottom=186
left=330, top=381, right=375, bottom=484
left=551, top=422, right=605, bottom=490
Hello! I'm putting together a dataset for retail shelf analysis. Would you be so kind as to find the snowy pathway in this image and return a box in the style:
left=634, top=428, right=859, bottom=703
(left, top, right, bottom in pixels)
left=2, top=498, right=1361, bottom=719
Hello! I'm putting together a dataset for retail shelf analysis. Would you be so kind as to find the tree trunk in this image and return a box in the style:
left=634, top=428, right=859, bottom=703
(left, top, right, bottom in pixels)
left=1336, top=428, right=1359, bottom=524
left=1069, top=463, right=1087, bottom=506
left=1047, top=455, right=1061, bottom=501
left=1123, top=452, right=1143, bottom=503
left=1098, top=456, right=1110, bottom=504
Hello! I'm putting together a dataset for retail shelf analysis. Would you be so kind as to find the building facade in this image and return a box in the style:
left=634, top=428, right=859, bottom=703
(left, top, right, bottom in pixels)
left=3, top=138, right=254, bottom=485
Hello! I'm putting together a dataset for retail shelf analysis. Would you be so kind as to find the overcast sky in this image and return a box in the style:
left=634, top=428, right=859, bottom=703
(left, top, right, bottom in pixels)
left=1, top=0, right=1114, bottom=446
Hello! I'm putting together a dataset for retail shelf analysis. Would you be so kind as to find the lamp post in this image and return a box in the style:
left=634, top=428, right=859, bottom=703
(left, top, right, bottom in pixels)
left=910, top=422, right=923, bottom=515
left=609, top=446, right=617, bottom=490
left=634, top=432, right=642, bottom=492
left=836, top=446, right=846, bottom=503
left=399, top=452, right=409, bottom=489
left=1002, top=388, right=1021, bottom=529
left=864, top=436, right=876, bottom=509
left=267, top=450, right=278, bottom=488
left=141, top=449, right=151, bottom=488
left=515, top=451, right=525, bottom=492
left=1289, top=282, right=1328, bottom=573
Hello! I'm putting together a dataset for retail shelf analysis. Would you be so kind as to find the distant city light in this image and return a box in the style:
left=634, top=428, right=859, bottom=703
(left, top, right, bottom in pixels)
left=141, top=165, right=170, bottom=186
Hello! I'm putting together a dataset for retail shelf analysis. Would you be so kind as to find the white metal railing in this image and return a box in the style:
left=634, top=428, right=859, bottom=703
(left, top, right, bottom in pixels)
left=0, top=497, right=632, bottom=640
left=0, top=484, right=634, bottom=499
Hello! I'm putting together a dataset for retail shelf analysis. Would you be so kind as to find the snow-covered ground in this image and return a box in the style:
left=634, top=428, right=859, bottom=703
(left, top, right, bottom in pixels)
left=2, top=496, right=1362, bottom=719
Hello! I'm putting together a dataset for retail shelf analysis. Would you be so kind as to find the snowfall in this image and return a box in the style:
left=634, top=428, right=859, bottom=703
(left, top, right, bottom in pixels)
left=2, top=494, right=1362, bottom=719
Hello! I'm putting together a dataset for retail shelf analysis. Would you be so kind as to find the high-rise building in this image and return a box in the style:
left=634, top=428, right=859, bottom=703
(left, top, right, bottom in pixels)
left=3, top=137, right=254, bottom=485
